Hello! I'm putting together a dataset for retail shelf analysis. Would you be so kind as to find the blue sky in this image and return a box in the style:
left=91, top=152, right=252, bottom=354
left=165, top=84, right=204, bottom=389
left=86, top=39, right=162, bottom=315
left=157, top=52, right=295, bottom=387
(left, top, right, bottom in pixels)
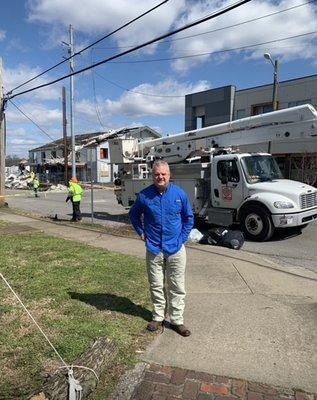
left=1, top=0, right=317, bottom=157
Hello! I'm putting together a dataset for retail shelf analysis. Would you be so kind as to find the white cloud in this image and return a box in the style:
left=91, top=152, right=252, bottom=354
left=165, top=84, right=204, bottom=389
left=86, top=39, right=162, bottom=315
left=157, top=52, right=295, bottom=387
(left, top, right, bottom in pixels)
left=104, top=78, right=210, bottom=117
left=4, top=64, right=62, bottom=101
left=26, top=0, right=317, bottom=74
left=10, top=138, right=39, bottom=145
left=6, top=126, right=48, bottom=156
left=6, top=101, right=62, bottom=128
left=169, top=0, right=317, bottom=72
left=27, top=0, right=185, bottom=52
left=0, top=30, right=5, bottom=41
left=5, top=100, right=62, bottom=156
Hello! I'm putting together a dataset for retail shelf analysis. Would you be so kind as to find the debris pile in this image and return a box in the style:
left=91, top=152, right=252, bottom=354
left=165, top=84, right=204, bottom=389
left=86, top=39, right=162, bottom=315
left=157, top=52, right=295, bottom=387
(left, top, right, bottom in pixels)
left=49, top=184, right=67, bottom=192
left=5, top=173, right=32, bottom=189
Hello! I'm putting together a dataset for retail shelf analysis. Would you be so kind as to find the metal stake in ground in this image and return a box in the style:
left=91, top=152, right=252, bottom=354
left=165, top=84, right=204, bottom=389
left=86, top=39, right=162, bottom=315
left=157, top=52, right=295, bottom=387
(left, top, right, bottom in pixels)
left=90, top=180, right=94, bottom=224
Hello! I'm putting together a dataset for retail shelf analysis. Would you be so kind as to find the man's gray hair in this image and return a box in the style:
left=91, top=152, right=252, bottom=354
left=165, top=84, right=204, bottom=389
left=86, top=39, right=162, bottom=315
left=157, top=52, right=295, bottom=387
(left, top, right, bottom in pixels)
left=152, top=160, right=170, bottom=172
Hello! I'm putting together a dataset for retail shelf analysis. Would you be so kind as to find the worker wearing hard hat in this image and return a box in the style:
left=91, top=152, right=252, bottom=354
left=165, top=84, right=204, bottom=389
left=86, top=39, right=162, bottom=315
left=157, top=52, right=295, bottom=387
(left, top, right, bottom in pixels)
left=32, top=176, right=40, bottom=198
left=66, top=176, right=84, bottom=222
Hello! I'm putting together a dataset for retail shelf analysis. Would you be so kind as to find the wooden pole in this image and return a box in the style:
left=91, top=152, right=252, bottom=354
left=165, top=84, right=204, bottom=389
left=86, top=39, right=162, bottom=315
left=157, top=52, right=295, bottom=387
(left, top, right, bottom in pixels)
left=29, top=337, right=117, bottom=400
left=0, top=58, right=6, bottom=207
left=62, top=87, right=68, bottom=185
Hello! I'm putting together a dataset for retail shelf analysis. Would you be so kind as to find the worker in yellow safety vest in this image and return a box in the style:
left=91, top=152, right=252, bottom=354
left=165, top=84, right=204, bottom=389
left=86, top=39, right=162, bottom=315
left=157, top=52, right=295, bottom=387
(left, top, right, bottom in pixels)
left=32, top=176, right=40, bottom=198
left=66, top=176, right=84, bottom=221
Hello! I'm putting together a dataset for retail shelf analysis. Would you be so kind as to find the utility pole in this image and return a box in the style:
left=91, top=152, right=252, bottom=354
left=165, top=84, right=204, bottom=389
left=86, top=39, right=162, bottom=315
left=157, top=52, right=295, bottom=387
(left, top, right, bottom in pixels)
left=69, top=25, right=76, bottom=178
left=264, top=53, right=279, bottom=153
left=0, top=58, right=5, bottom=207
left=62, top=87, right=68, bottom=185
left=264, top=53, right=279, bottom=111
left=272, top=59, right=279, bottom=112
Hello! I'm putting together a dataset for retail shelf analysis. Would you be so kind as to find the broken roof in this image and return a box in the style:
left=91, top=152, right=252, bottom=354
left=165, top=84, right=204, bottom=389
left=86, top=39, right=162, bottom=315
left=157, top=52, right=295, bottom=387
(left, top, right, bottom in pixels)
left=29, top=126, right=161, bottom=152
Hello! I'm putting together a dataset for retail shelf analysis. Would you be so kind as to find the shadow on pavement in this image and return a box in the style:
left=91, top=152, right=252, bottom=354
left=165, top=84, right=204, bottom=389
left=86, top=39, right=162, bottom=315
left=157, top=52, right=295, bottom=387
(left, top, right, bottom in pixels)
left=68, top=291, right=151, bottom=320
left=80, top=211, right=129, bottom=223
left=194, top=218, right=304, bottom=243
left=269, top=226, right=303, bottom=241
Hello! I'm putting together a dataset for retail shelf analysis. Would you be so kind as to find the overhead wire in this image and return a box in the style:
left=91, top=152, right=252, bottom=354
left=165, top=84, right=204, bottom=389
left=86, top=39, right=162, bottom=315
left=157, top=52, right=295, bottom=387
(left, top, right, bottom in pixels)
left=94, top=70, right=185, bottom=98
left=90, top=51, right=106, bottom=129
left=6, top=2, right=172, bottom=150
left=93, top=0, right=316, bottom=50
left=7, top=0, right=253, bottom=100
left=104, top=30, right=317, bottom=64
left=8, top=99, right=60, bottom=146
left=92, top=30, right=317, bottom=98
left=7, top=0, right=170, bottom=94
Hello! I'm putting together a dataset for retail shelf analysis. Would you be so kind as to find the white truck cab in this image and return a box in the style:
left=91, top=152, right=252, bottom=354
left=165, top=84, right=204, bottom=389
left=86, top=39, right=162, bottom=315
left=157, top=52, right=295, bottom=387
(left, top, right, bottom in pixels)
left=207, top=153, right=317, bottom=240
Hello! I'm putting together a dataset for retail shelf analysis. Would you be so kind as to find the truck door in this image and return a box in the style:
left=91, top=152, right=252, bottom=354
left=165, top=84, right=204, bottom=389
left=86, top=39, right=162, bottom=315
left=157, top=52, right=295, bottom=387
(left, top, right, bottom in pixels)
left=212, top=158, right=244, bottom=209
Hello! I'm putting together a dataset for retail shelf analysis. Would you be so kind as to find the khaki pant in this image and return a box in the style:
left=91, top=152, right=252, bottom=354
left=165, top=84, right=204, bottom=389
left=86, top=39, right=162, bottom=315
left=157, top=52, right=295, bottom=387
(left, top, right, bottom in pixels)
left=146, top=245, right=186, bottom=325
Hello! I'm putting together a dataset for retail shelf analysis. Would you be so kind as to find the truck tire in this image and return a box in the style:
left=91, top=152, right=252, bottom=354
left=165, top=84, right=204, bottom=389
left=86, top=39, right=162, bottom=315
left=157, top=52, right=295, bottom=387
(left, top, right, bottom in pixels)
left=240, top=205, right=274, bottom=241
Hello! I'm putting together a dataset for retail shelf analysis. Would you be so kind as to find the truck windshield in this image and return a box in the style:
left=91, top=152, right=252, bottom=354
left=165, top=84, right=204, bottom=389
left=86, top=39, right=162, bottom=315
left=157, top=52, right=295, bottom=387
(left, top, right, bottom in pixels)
left=241, top=155, right=283, bottom=184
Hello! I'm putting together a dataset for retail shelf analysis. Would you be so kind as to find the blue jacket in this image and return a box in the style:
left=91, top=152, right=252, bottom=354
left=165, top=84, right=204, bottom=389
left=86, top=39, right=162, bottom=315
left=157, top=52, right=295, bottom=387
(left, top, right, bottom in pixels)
left=129, top=183, right=194, bottom=256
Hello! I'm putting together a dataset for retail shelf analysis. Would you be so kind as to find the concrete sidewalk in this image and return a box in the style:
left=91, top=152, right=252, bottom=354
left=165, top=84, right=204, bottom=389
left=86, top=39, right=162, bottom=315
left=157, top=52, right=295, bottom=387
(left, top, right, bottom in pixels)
left=0, top=210, right=316, bottom=397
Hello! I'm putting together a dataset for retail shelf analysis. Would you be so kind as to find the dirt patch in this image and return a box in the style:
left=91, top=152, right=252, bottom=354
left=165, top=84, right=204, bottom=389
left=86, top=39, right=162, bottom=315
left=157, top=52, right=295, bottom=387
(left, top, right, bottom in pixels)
left=0, top=224, right=38, bottom=235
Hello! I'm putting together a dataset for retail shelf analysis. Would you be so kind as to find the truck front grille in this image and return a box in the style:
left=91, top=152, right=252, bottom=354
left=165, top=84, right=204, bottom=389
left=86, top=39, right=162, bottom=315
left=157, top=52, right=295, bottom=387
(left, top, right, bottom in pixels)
left=300, top=192, right=317, bottom=209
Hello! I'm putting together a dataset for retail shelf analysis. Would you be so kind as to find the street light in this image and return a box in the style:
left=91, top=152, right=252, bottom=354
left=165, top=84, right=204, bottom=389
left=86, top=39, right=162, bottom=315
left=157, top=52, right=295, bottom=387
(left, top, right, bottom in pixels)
left=264, top=53, right=279, bottom=111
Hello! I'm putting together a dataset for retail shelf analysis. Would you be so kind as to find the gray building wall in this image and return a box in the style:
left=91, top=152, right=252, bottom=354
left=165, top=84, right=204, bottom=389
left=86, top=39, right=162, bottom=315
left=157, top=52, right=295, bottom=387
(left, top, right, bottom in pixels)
left=185, top=75, right=317, bottom=129
left=184, top=75, right=317, bottom=185
left=234, top=74, right=317, bottom=119
left=185, top=85, right=235, bottom=131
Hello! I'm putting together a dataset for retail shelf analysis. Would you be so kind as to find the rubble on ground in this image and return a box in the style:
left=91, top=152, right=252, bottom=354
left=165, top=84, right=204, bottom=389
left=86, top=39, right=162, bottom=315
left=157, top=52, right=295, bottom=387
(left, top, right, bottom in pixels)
left=48, top=184, right=67, bottom=191
left=5, top=173, right=32, bottom=189
left=5, top=166, right=68, bottom=191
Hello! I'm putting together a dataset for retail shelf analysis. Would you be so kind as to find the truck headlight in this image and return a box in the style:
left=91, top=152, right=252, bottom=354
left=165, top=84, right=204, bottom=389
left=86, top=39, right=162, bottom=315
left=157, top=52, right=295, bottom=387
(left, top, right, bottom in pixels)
left=274, top=201, right=294, bottom=209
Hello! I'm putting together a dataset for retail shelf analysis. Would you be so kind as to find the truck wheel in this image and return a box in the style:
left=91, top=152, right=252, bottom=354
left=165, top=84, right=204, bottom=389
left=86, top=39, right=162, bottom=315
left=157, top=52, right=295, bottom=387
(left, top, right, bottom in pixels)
left=241, top=205, right=274, bottom=241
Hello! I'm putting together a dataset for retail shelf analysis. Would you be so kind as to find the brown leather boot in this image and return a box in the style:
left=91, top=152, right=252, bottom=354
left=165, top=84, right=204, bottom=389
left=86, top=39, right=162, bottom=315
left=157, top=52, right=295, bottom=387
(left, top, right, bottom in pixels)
left=147, top=320, right=163, bottom=332
left=170, top=324, right=191, bottom=337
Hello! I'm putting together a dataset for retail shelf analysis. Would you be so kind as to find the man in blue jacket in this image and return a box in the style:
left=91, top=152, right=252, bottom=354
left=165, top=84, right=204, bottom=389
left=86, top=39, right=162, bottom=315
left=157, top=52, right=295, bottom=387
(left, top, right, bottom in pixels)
left=129, top=160, right=194, bottom=337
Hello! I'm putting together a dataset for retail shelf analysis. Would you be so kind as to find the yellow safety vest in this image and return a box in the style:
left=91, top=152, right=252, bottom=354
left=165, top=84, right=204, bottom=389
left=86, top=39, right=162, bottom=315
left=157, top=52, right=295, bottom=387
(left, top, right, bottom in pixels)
left=69, top=182, right=83, bottom=202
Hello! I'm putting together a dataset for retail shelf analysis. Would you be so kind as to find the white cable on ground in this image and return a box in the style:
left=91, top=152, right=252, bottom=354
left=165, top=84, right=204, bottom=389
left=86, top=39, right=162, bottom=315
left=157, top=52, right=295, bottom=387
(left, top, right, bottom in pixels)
left=0, top=272, right=99, bottom=394
left=59, top=365, right=99, bottom=381
left=0, top=272, right=69, bottom=368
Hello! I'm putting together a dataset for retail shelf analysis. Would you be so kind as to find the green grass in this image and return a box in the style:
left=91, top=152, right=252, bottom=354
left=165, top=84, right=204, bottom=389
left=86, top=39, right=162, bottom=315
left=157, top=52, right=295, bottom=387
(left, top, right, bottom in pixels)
left=0, top=231, right=152, bottom=399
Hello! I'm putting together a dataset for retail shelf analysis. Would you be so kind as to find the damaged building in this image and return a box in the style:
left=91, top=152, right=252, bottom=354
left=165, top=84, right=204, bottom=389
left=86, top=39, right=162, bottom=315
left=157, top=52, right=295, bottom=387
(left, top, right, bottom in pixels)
left=28, top=126, right=161, bottom=184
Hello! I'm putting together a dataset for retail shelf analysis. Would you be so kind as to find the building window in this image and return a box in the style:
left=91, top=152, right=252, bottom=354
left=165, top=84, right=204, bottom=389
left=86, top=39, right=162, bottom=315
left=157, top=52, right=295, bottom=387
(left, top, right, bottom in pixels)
left=100, top=148, right=109, bottom=159
left=288, top=99, right=311, bottom=108
left=196, top=116, right=205, bottom=129
left=251, top=103, right=273, bottom=115
left=41, top=152, right=46, bottom=162
left=51, top=150, right=56, bottom=158
left=236, top=109, right=246, bottom=119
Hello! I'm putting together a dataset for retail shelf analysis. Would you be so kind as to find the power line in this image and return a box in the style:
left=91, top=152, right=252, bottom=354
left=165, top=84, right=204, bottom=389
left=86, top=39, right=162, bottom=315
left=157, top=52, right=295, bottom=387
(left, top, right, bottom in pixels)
left=94, top=71, right=185, bottom=98
left=104, top=30, right=317, bottom=64
left=92, top=31, right=317, bottom=99
left=90, top=52, right=106, bottom=128
left=7, top=0, right=170, bottom=94
left=8, top=99, right=57, bottom=143
left=93, top=0, right=316, bottom=50
left=7, top=0, right=252, bottom=100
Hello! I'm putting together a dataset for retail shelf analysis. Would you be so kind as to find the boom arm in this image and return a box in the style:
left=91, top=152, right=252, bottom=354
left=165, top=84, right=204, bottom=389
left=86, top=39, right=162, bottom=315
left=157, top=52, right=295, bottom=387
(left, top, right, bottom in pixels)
left=108, top=104, right=317, bottom=164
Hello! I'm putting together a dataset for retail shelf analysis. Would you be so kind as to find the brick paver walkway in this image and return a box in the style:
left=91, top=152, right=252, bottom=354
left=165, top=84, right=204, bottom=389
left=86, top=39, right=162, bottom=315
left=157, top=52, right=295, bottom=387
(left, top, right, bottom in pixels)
left=131, top=363, right=316, bottom=400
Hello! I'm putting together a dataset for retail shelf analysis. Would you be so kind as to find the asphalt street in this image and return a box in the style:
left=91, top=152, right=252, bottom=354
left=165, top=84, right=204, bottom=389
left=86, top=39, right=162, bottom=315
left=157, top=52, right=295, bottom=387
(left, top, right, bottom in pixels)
left=6, top=187, right=317, bottom=273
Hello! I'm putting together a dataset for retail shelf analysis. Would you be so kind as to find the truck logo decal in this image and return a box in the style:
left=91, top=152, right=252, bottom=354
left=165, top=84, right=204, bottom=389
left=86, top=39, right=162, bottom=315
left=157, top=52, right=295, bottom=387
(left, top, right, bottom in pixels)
left=222, top=186, right=232, bottom=201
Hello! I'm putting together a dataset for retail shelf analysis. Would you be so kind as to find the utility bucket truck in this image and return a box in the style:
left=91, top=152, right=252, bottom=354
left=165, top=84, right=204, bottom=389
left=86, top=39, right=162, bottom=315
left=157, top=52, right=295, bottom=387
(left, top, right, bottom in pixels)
left=109, top=105, right=317, bottom=241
